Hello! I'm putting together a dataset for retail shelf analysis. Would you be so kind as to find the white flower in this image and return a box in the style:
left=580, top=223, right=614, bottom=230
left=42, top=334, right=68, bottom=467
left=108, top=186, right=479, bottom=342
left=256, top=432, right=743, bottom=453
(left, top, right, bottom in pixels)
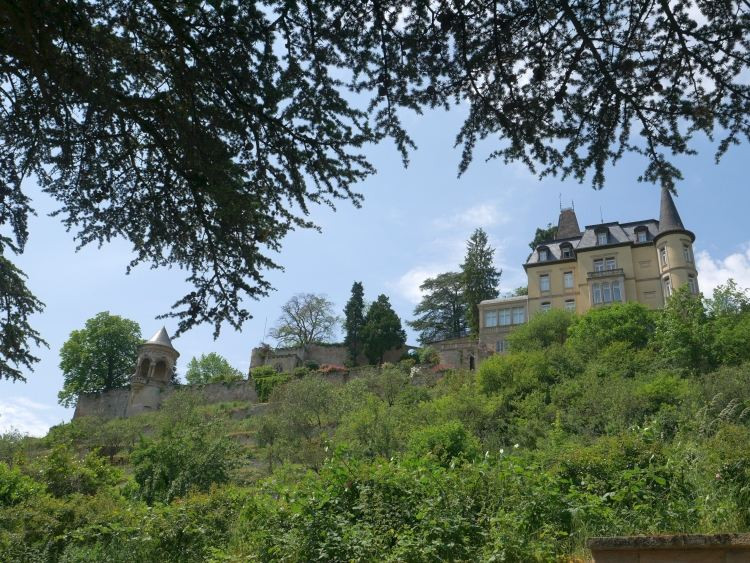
left=499, top=448, right=504, bottom=454
left=513, top=443, right=519, bottom=449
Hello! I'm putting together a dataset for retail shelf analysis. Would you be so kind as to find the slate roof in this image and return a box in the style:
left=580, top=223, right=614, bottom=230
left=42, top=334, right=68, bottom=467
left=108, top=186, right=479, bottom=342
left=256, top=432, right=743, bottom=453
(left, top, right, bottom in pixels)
left=146, top=327, right=177, bottom=351
left=556, top=208, right=582, bottom=239
left=525, top=219, right=660, bottom=266
left=659, top=187, right=685, bottom=233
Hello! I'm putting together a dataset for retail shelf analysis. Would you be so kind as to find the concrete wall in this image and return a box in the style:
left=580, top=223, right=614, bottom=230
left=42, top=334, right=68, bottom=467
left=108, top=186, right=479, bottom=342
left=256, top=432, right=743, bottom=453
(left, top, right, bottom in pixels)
left=588, top=534, right=750, bottom=562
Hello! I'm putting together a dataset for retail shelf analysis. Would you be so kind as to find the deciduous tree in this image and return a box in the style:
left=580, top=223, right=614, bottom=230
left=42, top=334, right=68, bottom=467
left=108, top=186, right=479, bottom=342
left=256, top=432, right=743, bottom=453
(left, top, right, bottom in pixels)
left=461, top=229, right=501, bottom=336
left=58, top=312, right=142, bottom=407
left=269, top=294, right=338, bottom=357
left=185, top=353, right=243, bottom=384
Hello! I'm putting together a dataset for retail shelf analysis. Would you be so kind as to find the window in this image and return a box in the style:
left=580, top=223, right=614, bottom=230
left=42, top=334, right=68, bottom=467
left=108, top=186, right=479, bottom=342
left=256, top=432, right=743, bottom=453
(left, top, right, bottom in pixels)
left=563, top=271, right=574, bottom=289
left=495, top=340, right=507, bottom=353
left=561, top=245, right=573, bottom=258
left=660, top=246, right=668, bottom=267
left=484, top=310, right=498, bottom=328
left=688, top=275, right=699, bottom=295
left=540, top=274, right=550, bottom=292
left=597, top=231, right=608, bottom=245
left=499, top=309, right=512, bottom=326
left=612, top=280, right=622, bottom=302
left=593, top=281, right=623, bottom=305
left=663, top=276, right=672, bottom=298
left=593, top=284, right=602, bottom=304
left=539, top=248, right=549, bottom=261
left=605, top=257, right=616, bottom=270
left=683, top=244, right=693, bottom=263
left=512, top=307, right=525, bottom=324
left=637, top=229, right=648, bottom=243
left=564, top=299, right=575, bottom=312
left=541, top=302, right=551, bottom=312
left=594, top=258, right=604, bottom=272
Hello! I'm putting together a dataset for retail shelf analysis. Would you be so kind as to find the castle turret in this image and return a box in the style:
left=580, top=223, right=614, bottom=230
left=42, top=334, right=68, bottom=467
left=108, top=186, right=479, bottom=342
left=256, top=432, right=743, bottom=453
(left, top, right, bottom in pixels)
left=555, top=207, right=581, bottom=239
left=126, top=327, right=179, bottom=416
left=654, top=188, right=698, bottom=301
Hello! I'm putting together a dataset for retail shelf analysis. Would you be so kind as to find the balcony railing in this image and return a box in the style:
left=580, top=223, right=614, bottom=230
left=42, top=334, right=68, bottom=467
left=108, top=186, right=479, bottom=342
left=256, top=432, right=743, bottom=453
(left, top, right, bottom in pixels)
left=587, top=267, right=624, bottom=280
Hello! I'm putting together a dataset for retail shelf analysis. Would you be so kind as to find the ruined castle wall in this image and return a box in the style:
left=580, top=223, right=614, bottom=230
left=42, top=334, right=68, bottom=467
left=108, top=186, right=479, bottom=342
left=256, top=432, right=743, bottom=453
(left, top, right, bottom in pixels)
left=73, top=381, right=259, bottom=420
left=73, top=388, right=130, bottom=419
left=250, top=343, right=410, bottom=371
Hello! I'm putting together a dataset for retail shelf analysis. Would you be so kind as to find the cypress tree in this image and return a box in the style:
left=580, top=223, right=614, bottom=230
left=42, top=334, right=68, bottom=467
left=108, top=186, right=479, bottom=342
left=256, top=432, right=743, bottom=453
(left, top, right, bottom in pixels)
left=361, top=295, right=407, bottom=365
left=343, top=282, right=366, bottom=364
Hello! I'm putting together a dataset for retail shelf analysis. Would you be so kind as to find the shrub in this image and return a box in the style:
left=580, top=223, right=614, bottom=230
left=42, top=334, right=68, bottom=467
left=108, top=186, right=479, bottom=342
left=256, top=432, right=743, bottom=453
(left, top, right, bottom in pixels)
left=418, top=346, right=440, bottom=365
left=508, top=309, right=575, bottom=351
left=567, top=303, right=655, bottom=357
left=407, top=421, right=480, bottom=466
left=477, top=350, right=552, bottom=396
left=253, top=373, right=292, bottom=402
left=35, top=444, right=120, bottom=498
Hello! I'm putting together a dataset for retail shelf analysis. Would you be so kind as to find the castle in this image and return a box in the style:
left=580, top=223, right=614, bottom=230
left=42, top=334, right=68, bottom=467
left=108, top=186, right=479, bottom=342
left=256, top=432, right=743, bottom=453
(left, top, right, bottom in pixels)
left=431, top=187, right=699, bottom=369
left=73, top=328, right=258, bottom=419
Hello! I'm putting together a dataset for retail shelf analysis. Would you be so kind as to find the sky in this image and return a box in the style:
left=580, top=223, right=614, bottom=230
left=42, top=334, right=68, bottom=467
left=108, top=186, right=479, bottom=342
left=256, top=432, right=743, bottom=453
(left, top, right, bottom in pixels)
left=2, top=105, right=750, bottom=436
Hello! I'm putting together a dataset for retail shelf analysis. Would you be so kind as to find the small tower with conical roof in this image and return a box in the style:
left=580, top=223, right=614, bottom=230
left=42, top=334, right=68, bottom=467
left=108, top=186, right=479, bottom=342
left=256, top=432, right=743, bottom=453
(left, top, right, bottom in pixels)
left=126, top=327, right=180, bottom=416
left=654, top=187, right=698, bottom=302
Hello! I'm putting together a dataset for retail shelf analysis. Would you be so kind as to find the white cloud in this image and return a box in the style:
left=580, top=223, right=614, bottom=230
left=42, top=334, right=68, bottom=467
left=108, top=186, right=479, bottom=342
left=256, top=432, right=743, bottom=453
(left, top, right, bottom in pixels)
left=389, top=265, right=448, bottom=304
left=436, top=202, right=508, bottom=230
left=696, top=244, right=750, bottom=294
left=0, top=397, right=57, bottom=437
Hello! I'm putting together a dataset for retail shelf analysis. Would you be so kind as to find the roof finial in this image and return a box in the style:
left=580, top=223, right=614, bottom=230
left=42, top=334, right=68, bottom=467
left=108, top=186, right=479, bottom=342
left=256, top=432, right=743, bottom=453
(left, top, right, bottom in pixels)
left=559, top=193, right=562, bottom=211
left=600, top=206, right=604, bottom=224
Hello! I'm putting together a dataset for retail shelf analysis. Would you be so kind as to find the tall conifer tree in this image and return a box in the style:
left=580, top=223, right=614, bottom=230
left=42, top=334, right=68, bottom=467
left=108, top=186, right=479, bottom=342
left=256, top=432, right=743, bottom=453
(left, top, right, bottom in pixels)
left=343, top=281, right=366, bottom=363
left=408, top=272, right=467, bottom=345
left=461, top=229, right=502, bottom=336
left=361, top=295, right=407, bottom=365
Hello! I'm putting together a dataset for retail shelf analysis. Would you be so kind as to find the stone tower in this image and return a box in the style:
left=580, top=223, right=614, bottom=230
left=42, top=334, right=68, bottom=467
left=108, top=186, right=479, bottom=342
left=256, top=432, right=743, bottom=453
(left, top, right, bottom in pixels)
left=125, top=327, right=179, bottom=416
left=655, top=187, right=698, bottom=300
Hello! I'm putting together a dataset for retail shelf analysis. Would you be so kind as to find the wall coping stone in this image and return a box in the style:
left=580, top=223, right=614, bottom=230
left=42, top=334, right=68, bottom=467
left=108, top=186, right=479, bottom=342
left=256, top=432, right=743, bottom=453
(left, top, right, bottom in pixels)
left=587, top=534, right=750, bottom=551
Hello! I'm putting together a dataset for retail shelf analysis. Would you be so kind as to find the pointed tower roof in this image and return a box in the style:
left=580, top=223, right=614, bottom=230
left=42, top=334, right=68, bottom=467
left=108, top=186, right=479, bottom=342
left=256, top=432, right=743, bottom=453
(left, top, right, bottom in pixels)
left=658, top=187, right=685, bottom=233
left=555, top=207, right=582, bottom=239
left=146, top=327, right=177, bottom=351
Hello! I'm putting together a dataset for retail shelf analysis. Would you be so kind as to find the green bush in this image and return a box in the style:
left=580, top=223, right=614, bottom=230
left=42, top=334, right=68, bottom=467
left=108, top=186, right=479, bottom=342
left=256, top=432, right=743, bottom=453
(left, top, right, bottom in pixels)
left=567, top=303, right=655, bottom=357
left=508, top=308, right=575, bottom=351
left=407, top=421, right=480, bottom=466
left=253, top=373, right=291, bottom=402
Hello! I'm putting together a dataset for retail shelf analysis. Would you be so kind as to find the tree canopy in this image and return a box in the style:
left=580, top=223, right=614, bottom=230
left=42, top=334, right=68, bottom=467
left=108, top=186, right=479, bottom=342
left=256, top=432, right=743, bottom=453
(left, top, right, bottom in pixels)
left=268, top=294, right=338, bottom=352
left=185, top=353, right=244, bottom=385
left=409, top=272, right=467, bottom=344
left=529, top=224, right=558, bottom=250
left=4, top=1, right=750, bottom=379
left=58, top=312, right=142, bottom=407
left=361, top=294, right=407, bottom=364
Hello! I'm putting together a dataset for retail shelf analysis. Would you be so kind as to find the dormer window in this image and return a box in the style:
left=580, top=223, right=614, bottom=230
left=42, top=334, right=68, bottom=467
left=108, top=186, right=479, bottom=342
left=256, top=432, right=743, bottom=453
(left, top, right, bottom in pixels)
left=538, top=246, right=550, bottom=261
left=560, top=242, right=574, bottom=259
left=635, top=226, right=648, bottom=243
left=596, top=229, right=608, bottom=246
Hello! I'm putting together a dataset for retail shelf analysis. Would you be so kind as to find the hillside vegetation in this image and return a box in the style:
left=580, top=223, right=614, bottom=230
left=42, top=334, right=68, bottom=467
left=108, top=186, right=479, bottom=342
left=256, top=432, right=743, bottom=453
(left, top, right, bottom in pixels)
left=3, top=283, right=750, bottom=561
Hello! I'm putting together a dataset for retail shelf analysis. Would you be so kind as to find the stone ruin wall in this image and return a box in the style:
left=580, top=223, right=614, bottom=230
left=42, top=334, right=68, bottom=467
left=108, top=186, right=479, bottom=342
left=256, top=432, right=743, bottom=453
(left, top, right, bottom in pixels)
left=250, top=343, right=409, bottom=372
left=73, top=380, right=259, bottom=420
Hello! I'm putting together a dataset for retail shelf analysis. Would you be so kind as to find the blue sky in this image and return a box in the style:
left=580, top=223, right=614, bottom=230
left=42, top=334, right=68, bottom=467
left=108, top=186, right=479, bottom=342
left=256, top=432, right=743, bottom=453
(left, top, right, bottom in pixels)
left=2, top=105, right=750, bottom=436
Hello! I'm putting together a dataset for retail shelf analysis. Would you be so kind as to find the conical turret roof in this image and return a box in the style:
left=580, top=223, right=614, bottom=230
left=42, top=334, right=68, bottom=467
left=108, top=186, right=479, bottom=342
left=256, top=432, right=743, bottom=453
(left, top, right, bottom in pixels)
left=658, top=187, right=685, bottom=233
left=146, top=326, right=176, bottom=350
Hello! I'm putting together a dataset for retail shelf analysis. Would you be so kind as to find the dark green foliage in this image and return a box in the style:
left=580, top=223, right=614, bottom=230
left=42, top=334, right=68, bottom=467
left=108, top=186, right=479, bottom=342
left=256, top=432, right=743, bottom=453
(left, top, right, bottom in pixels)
left=361, top=294, right=407, bottom=364
left=529, top=223, right=558, bottom=250
left=34, top=444, right=120, bottom=498
left=567, top=303, right=655, bottom=357
left=343, top=281, right=366, bottom=363
left=0, top=462, right=39, bottom=506
left=652, top=286, right=712, bottom=371
left=185, top=353, right=243, bottom=384
left=58, top=312, right=142, bottom=407
left=407, top=421, right=480, bottom=466
left=0, top=256, right=46, bottom=381
left=252, top=371, right=292, bottom=403
left=461, top=229, right=501, bottom=336
left=508, top=308, right=575, bottom=351
left=131, top=423, right=238, bottom=505
left=408, top=272, right=468, bottom=344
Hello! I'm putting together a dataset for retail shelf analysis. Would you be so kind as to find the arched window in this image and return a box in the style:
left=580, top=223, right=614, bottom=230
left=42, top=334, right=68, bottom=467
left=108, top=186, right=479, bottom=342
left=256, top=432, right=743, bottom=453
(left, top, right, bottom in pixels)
left=137, top=358, right=151, bottom=380
left=153, top=360, right=167, bottom=381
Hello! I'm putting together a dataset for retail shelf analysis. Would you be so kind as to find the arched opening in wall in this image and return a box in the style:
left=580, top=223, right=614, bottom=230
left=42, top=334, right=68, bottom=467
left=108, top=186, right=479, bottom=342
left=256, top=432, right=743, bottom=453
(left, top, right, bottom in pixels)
left=137, top=358, right=151, bottom=380
left=153, top=360, right=167, bottom=382
left=469, top=355, right=475, bottom=371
